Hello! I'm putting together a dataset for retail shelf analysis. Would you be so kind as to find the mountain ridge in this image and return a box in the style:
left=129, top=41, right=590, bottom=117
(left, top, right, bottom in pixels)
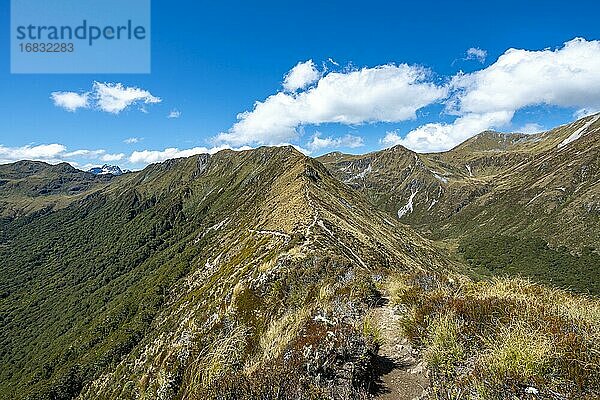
left=1, top=117, right=599, bottom=399
left=0, top=144, right=455, bottom=399
left=318, top=113, right=600, bottom=250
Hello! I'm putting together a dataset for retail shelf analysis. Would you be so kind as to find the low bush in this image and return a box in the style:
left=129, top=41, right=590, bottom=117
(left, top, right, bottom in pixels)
left=388, top=273, right=600, bottom=399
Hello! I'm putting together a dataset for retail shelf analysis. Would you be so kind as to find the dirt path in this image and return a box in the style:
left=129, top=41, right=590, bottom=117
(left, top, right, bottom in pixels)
left=370, top=299, right=429, bottom=399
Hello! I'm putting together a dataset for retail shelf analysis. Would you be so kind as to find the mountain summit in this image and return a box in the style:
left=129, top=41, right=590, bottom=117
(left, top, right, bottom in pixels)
left=87, top=164, right=125, bottom=176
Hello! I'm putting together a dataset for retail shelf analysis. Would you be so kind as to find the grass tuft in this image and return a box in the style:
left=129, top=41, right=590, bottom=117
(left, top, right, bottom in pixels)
left=389, top=272, right=600, bottom=398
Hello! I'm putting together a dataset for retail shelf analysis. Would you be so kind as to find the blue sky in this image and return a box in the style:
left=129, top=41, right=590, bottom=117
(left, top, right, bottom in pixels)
left=1, top=0, right=600, bottom=170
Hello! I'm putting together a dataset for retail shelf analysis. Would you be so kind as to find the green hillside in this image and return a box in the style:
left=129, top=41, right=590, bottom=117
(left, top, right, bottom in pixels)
left=1, top=117, right=599, bottom=399
left=319, top=113, right=600, bottom=293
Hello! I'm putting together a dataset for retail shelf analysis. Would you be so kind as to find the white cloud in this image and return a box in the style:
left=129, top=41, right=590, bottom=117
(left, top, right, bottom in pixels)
left=380, top=131, right=402, bottom=148
left=283, top=60, right=321, bottom=92
left=0, top=143, right=67, bottom=163
left=0, top=144, right=128, bottom=166
left=516, top=123, right=545, bottom=134
left=51, top=92, right=90, bottom=112
left=465, top=47, right=487, bottom=63
left=450, top=38, right=600, bottom=115
left=574, top=107, right=600, bottom=119
left=216, top=63, right=446, bottom=146
left=63, top=149, right=105, bottom=158
left=167, top=109, right=181, bottom=119
left=63, top=149, right=124, bottom=161
left=93, top=82, right=161, bottom=114
left=382, top=111, right=514, bottom=152
left=124, top=137, right=142, bottom=144
left=101, top=153, right=125, bottom=162
left=387, top=38, right=600, bottom=152
left=51, top=82, right=161, bottom=114
left=129, top=145, right=252, bottom=165
left=308, top=132, right=364, bottom=151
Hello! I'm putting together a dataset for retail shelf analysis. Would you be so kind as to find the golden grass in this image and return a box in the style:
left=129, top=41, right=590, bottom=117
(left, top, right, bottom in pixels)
left=245, top=305, right=312, bottom=373
left=361, top=313, right=384, bottom=346
left=423, top=312, right=465, bottom=376
left=388, top=272, right=600, bottom=398
left=185, top=324, right=249, bottom=394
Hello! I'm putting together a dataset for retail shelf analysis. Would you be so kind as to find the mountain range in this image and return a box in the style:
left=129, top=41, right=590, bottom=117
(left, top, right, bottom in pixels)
left=0, top=114, right=598, bottom=399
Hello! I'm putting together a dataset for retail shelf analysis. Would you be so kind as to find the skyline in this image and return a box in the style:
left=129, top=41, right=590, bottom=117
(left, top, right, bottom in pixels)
left=1, top=0, right=600, bottom=170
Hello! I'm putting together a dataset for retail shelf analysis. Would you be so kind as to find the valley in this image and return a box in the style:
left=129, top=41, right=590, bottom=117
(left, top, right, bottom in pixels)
left=0, top=114, right=599, bottom=399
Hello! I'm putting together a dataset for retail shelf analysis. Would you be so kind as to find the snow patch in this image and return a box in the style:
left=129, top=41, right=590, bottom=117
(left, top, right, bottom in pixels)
left=427, top=199, right=438, bottom=211
left=317, top=220, right=334, bottom=237
left=430, top=170, right=449, bottom=183
left=465, top=164, right=473, bottom=177
left=88, top=164, right=124, bottom=176
left=558, top=115, right=600, bottom=149
left=526, top=191, right=544, bottom=206
left=398, top=188, right=419, bottom=218
left=432, top=173, right=448, bottom=183
left=344, top=164, right=372, bottom=183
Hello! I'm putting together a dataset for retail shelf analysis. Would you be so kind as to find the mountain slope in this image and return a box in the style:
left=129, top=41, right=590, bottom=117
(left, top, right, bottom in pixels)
left=0, top=161, right=113, bottom=219
left=319, top=113, right=600, bottom=293
left=319, top=114, right=600, bottom=246
left=0, top=147, right=453, bottom=399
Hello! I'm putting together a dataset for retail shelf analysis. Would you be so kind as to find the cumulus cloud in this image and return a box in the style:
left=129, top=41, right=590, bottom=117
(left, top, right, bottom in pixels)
left=51, top=92, right=90, bottom=112
left=129, top=145, right=252, bottom=165
left=0, top=143, right=67, bottom=163
left=216, top=63, right=446, bottom=146
left=101, top=153, right=125, bottom=162
left=63, top=149, right=105, bottom=158
left=308, top=132, right=364, bottom=151
left=124, top=137, right=143, bottom=144
left=63, top=149, right=125, bottom=161
left=517, top=123, right=545, bottom=134
left=574, top=107, right=600, bottom=119
left=465, top=47, right=487, bottom=63
left=0, top=144, right=128, bottom=166
left=94, top=82, right=161, bottom=114
left=167, top=109, right=181, bottom=119
left=283, top=60, right=321, bottom=92
left=383, top=111, right=514, bottom=152
left=51, top=82, right=161, bottom=114
left=386, top=38, right=600, bottom=152
left=450, top=38, right=600, bottom=115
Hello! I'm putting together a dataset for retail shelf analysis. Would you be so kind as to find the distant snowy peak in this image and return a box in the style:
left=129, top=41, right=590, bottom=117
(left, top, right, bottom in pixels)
left=88, top=164, right=125, bottom=176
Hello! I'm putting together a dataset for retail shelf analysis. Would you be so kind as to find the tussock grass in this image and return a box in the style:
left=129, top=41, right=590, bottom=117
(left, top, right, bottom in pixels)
left=185, top=324, right=250, bottom=394
left=247, top=305, right=313, bottom=371
left=388, top=273, right=600, bottom=399
left=180, top=258, right=383, bottom=400
left=482, top=322, right=553, bottom=383
left=361, top=314, right=383, bottom=347
left=423, top=312, right=464, bottom=376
